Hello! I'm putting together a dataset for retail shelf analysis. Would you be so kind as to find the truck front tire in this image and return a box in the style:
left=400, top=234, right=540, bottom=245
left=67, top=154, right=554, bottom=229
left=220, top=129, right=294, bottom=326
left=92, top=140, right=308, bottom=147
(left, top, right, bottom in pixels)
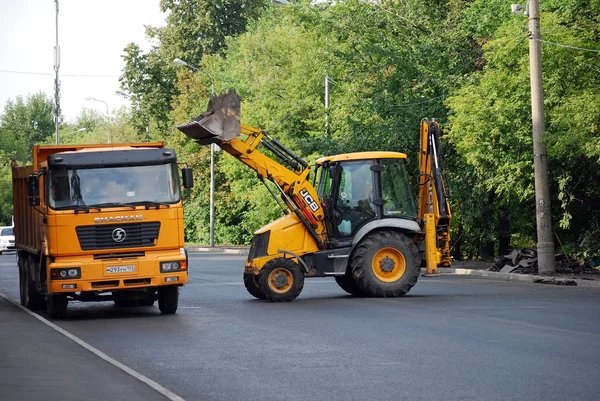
left=158, top=286, right=179, bottom=314
left=46, top=294, right=68, bottom=319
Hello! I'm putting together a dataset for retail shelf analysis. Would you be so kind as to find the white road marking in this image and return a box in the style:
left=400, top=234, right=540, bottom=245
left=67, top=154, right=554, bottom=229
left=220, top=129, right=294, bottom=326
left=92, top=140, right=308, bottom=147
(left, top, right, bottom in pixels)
left=0, top=292, right=186, bottom=401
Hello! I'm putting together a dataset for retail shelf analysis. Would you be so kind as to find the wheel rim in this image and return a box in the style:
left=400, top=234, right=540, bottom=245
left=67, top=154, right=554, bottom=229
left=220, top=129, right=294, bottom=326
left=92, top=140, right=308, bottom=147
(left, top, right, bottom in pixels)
left=268, top=268, right=293, bottom=293
left=371, top=247, right=406, bottom=282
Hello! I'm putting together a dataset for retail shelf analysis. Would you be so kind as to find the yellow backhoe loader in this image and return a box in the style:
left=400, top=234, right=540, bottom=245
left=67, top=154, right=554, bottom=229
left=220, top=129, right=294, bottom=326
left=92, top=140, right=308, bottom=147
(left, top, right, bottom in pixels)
left=177, top=90, right=451, bottom=301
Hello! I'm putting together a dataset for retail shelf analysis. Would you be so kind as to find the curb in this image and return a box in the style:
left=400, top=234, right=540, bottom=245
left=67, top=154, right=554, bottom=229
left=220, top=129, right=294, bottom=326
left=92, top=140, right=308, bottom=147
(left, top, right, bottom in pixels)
left=184, top=246, right=249, bottom=255
left=183, top=246, right=600, bottom=289
left=431, top=267, right=600, bottom=289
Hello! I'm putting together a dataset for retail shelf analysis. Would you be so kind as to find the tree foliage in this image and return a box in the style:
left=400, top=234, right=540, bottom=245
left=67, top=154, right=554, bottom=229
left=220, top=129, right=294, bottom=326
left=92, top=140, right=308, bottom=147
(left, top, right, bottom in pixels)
left=73, top=0, right=598, bottom=262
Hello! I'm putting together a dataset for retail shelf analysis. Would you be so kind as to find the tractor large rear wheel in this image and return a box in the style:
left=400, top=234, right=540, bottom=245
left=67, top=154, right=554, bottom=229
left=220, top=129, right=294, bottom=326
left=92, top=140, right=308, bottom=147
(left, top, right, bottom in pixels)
left=259, top=258, right=304, bottom=302
left=243, top=273, right=266, bottom=300
left=350, top=230, right=420, bottom=297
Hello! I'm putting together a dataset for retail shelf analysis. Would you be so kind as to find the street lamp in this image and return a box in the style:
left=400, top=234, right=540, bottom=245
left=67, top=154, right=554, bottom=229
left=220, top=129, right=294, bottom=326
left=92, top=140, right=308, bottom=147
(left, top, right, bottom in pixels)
left=173, top=58, right=215, bottom=96
left=85, top=97, right=111, bottom=143
left=174, top=57, right=217, bottom=248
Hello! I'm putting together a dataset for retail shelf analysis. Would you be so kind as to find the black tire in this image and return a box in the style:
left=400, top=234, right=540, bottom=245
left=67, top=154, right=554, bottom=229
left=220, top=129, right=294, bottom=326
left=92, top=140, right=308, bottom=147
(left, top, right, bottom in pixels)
left=334, top=273, right=367, bottom=297
left=18, top=257, right=26, bottom=306
left=243, top=272, right=266, bottom=300
left=24, top=255, right=46, bottom=311
left=350, top=230, right=421, bottom=297
left=158, top=286, right=179, bottom=314
left=46, top=294, right=68, bottom=319
left=259, top=258, right=304, bottom=302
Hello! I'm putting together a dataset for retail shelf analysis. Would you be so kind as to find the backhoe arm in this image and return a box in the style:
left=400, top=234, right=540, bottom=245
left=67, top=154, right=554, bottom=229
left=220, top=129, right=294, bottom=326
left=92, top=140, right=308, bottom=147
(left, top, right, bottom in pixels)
left=176, top=90, right=326, bottom=249
left=417, top=119, right=452, bottom=273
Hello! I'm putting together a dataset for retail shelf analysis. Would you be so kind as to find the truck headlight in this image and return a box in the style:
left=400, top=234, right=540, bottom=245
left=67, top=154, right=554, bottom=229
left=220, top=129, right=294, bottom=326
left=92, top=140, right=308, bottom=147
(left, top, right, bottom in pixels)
left=51, top=267, right=81, bottom=280
left=160, top=261, right=187, bottom=273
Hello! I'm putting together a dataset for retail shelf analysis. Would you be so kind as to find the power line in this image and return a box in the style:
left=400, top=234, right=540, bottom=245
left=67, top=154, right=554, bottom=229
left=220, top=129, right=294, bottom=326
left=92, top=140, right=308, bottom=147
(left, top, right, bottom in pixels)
left=0, top=69, right=119, bottom=78
left=536, top=38, right=600, bottom=53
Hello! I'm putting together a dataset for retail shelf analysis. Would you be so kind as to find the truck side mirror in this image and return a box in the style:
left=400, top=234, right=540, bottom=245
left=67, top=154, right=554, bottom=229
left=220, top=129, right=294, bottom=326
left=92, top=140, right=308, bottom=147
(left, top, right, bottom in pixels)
left=181, top=168, right=194, bottom=189
left=28, top=176, right=40, bottom=206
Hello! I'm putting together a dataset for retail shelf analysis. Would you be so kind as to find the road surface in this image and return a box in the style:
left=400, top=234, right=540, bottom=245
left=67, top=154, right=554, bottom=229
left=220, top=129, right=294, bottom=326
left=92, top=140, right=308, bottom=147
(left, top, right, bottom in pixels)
left=1, top=251, right=599, bottom=401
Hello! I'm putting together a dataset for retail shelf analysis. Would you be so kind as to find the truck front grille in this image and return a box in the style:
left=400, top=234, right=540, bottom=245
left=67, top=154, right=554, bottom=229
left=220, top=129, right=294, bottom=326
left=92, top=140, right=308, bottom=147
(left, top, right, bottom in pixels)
left=76, top=222, right=160, bottom=251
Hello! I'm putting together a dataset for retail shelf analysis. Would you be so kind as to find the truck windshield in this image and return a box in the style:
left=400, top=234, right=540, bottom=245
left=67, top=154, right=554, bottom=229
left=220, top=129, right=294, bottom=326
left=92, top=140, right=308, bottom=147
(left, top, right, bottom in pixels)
left=47, top=163, right=181, bottom=210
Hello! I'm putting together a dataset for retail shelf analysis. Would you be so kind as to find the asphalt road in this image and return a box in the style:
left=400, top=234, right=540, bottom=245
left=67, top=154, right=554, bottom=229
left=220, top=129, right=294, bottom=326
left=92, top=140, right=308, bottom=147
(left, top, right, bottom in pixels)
left=1, top=251, right=600, bottom=401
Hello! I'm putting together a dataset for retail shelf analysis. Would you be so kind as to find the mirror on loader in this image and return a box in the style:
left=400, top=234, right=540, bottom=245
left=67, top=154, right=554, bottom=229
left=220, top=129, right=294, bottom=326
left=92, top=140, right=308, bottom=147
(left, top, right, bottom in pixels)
left=27, top=175, right=40, bottom=206
left=181, top=167, right=194, bottom=189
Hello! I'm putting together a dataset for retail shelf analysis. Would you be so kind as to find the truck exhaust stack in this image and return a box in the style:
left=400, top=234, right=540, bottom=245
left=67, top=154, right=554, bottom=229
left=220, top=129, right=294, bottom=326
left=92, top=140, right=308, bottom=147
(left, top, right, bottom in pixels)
left=176, top=89, right=242, bottom=145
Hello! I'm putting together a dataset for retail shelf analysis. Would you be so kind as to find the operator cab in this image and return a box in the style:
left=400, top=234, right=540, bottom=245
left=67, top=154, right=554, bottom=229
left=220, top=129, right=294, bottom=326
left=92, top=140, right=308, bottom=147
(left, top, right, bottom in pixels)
left=315, top=152, right=417, bottom=247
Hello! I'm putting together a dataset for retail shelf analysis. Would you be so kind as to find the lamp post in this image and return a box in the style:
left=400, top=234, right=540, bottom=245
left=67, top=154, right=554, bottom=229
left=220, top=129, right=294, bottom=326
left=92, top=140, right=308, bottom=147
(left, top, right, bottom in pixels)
left=174, top=58, right=216, bottom=248
left=85, top=97, right=111, bottom=143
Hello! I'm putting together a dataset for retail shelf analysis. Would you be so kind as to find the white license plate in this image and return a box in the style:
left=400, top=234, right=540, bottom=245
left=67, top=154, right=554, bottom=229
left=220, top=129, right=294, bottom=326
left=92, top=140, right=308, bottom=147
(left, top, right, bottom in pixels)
left=105, top=265, right=136, bottom=274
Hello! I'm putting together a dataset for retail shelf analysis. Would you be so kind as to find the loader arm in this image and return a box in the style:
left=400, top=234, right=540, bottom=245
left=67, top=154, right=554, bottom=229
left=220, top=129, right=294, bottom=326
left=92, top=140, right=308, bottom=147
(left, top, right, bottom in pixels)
left=176, top=90, right=326, bottom=249
left=417, top=119, right=452, bottom=273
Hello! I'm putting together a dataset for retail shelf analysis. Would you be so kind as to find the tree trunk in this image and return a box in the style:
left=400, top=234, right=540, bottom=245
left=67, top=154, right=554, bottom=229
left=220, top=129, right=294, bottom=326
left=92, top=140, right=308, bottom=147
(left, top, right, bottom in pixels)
left=451, top=225, right=463, bottom=261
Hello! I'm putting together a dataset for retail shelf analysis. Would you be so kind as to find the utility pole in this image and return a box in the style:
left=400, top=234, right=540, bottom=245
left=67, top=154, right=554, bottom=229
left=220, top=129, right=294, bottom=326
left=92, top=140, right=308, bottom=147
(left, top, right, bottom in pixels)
left=53, top=0, right=61, bottom=145
left=528, top=0, right=556, bottom=273
left=325, top=36, right=330, bottom=136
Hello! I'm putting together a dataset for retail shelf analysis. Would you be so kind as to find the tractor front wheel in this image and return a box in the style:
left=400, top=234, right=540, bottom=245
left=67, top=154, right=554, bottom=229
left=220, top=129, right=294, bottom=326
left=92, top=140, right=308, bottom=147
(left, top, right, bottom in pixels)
left=259, top=258, right=304, bottom=302
left=243, top=273, right=266, bottom=300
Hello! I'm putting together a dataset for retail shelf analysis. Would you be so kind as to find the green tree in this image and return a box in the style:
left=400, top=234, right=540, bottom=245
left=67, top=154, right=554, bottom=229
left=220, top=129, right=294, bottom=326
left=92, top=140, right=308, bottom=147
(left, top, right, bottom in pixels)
left=0, top=92, right=55, bottom=163
left=120, top=0, right=269, bottom=132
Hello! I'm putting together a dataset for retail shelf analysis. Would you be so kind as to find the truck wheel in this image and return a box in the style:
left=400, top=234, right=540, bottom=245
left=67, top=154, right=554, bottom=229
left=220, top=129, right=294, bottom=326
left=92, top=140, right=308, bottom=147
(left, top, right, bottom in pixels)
left=350, top=230, right=421, bottom=297
left=259, top=258, right=304, bottom=302
left=24, top=256, right=46, bottom=311
left=18, top=257, right=27, bottom=306
left=334, top=274, right=367, bottom=297
left=243, top=273, right=266, bottom=299
left=158, top=286, right=179, bottom=314
left=46, top=294, right=68, bottom=319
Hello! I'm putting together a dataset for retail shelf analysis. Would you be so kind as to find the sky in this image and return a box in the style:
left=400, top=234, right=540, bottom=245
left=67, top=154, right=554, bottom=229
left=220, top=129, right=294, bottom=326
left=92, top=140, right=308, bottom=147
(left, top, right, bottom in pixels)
left=0, top=0, right=166, bottom=122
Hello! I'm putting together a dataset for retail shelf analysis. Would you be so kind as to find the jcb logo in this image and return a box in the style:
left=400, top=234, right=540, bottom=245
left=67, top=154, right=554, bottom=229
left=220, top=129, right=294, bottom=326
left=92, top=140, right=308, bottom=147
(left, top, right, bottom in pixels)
left=299, top=189, right=320, bottom=212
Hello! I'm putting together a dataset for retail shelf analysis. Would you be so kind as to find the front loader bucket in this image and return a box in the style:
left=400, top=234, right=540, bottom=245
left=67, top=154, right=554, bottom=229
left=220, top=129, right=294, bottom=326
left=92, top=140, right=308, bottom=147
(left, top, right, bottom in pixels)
left=176, top=89, right=241, bottom=145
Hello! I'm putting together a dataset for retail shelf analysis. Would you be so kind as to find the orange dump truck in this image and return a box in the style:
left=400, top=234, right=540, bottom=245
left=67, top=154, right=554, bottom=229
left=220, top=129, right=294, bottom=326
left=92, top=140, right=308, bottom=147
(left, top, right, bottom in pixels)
left=12, top=143, right=193, bottom=319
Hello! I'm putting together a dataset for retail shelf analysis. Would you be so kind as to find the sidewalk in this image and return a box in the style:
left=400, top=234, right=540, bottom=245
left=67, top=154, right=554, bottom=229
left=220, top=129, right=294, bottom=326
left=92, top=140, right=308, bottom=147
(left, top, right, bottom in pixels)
left=0, top=296, right=174, bottom=401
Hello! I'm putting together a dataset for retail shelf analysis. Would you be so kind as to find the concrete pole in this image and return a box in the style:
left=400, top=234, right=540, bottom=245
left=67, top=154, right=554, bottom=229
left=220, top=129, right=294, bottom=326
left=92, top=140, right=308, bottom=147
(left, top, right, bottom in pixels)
left=54, top=0, right=60, bottom=145
left=528, top=0, right=556, bottom=273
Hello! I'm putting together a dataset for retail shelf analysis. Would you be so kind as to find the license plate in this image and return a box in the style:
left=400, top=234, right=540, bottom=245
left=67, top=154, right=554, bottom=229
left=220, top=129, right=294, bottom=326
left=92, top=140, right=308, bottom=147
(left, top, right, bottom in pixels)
left=105, top=265, right=136, bottom=274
